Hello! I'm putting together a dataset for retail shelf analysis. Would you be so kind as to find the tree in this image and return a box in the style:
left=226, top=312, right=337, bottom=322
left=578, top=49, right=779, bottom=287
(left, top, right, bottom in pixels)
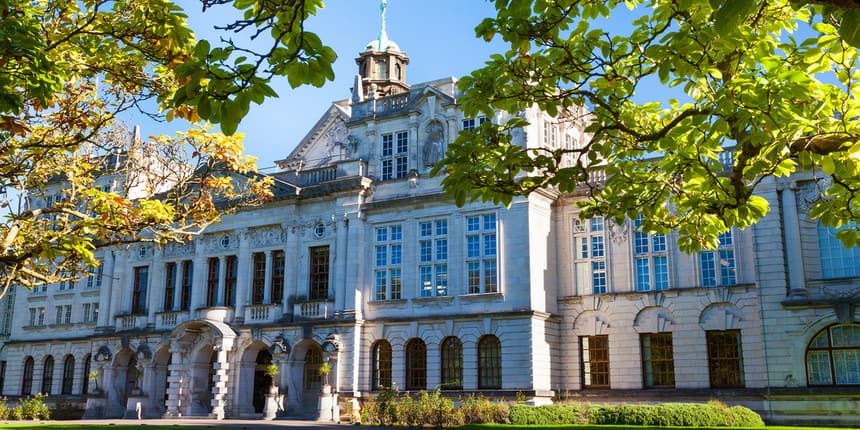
left=0, top=0, right=335, bottom=298
left=439, top=0, right=860, bottom=252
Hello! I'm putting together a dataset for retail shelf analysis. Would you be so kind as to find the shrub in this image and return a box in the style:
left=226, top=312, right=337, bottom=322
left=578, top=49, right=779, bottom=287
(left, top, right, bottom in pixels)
left=727, top=405, right=766, bottom=427
left=358, top=399, right=379, bottom=425
left=418, top=390, right=461, bottom=429
left=0, top=398, right=11, bottom=420
left=19, top=393, right=50, bottom=420
left=459, top=394, right=510, bottom=424
left=509, top=404, right=586, bottom=425
left=586, top=402, right=763, bottom=427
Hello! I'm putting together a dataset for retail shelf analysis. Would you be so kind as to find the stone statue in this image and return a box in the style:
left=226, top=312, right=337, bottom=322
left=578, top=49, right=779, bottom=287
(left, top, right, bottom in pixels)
left=423, top=121, right=445, bottom=166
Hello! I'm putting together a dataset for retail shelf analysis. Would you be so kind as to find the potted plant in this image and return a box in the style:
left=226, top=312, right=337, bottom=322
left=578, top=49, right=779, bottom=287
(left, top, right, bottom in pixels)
left=89, top=370, right=101, bottom=395
left=265, top=364, right=280, bottom=393
left=130, top=365, right=144, bottom=395
left=318, top=361, right=331, bottom=394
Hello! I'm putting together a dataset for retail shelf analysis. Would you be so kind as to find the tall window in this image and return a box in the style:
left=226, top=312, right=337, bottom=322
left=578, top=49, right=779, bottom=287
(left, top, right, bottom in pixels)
left=581, top=335, right=610, bottom=388
left=543, top=120, right=558, bottom=149
left=180, top=261, right=193, bottom=310
left=224, top=255, right=238, bottom=307
left=405, top=338, right=427, bottom=390
left=700, top=231, right=736, bottom=287
left=478, top=335, right=502, bottom=389
left=42, top=355, right=54, bottom=394
left=131, top=266, right=148, bottom=315
left=82, top=302, right=99, bottom=323
left=81, top=354, right=91, bottom=394
left=818, top=223, right=860, bottom=278
left=252, top=252, right=266, bottom=305
left=574, top=217, right=608, bottom=294
left=61, top=355, right=74, bottom=395
left=633, top=216, right=669, bottom=291
left=21, top=356, right=34, bottom=395
left=806, top=323, right=860, bottom=386
left=29, top=306, right=46, bottom=326
left=706, top=330, right=745, bottom=387
left=164, top=262, right=177, bottom=311
left=466, top=214, right=498, bottom=294
left=86, top=261, right=103, bottom=288
left=371, top=340, right=392, bottom=390
left=440, top=337, right=463, bottom=390
left=0, top=361, right=5, bottom=396
left=206, top=258, right=219, bottom=307
left=375, top=225, right=402, bottom=300
left=271, top=251, right=285, bottom=304
left=420, top=220, right=448, bottom=297
left=375, top=60, right=388, bottom=79
left=309, top=246, right=330, bottom=300
left=641, top=332, right=675, bottom=388
left=381, top=131, right=408, bottom=180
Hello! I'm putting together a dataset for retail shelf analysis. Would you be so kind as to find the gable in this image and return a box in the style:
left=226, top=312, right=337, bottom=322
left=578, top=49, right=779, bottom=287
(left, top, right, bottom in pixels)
left=276, top=103, right=351, bottom=170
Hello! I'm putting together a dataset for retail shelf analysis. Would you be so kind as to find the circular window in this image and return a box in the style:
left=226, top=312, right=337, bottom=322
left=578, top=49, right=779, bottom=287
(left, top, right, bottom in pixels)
left=314, top=223, right=326, bottom=238
left=220, top=235, right=231, bottom=248
left=137, top=247, right=147, bottom=258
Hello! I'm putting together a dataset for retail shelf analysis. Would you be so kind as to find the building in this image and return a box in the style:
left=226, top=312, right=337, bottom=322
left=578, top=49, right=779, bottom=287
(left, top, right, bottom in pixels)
left=0, top=23, right=858, bottom=427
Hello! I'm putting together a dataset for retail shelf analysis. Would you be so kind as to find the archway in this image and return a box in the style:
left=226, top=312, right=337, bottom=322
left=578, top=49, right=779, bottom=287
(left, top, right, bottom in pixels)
left=188, top=344, right=216, bottom=416
left=110, top=349, right=137, bottom=416
left=152, top=347, right=171, bottom=416
left=302, top=345, right=322, bottom=410
left=253, top=350, right=273, bottom=413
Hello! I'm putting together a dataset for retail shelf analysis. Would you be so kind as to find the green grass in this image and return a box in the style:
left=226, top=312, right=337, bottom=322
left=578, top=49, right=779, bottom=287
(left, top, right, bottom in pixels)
left=0, top=426, right=246, bottom=430
left=455, top=425, right=840, bottom=430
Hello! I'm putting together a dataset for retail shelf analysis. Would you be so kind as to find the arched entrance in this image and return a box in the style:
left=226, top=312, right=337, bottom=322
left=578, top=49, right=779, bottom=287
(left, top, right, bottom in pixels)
left=253, top=350, right=273, bottom=413
left=164, top=319, right=237, bottom=419
left=302, top=344, right=323, bottom=411
left=106, top=348, right=137, bottom=418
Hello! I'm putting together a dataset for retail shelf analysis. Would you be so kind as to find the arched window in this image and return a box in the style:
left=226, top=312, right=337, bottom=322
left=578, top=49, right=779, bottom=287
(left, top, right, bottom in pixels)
left=371, top=340, right=392, bottom=390
left=42, top=355, right=54, bottom=394
left=807, top=323, right=860, bottom=385
left=81, top=354, right=91, bottom=395
left=818, top=223, right=860, bottom=278
left=405, top=338, right=426, bottom=390
left=61, top=355, right=75, bottom=394
left=478, top=335, right=502, bottom=389
left=394, top=64, right=402, bottom=80
left=440, top=337, right=463, bottom=390
left=21, top=356, right=34, bottom=395
left=303, top=347, right=322, bottom=390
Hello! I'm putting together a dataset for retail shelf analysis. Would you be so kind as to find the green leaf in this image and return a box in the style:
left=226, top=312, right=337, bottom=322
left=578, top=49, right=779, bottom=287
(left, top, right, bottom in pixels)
left=839, top=11, right=860, bottom=48
left=712, top=1, right=756, bottom=35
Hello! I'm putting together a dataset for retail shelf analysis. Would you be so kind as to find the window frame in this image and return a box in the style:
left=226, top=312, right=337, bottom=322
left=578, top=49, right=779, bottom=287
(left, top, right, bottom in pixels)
left=806, top=323, right=860, bottom=386
left=700, top=230, right=736, bottom=287
left=131, top=266, right=149, bottom=315
left=580, top=335, right=610, bottom=388
left=405, top=338, right=427, bottom=391
left=381, top=131, right=409, bottom=180
left=632, top=216, right=670, bottom=292
left=375, top=225, right=403, bottom=301
left=164, top=262, right=177, bottom=311
left=371, top=340, right=392, bottom=391
left=641, top=332, right=675, bottom=388
left=206, top=258, right=219, bottom=307
left=478, top=335, right=502, bottom=389
left=224, top=255, right=238, bottom=307
left=419, top=219, right=448, bottom=297
left=573, top=217, right=609, bottom=295
left=309, top=246, right=330, bottom=301
left=440, top=336, right=463, bottom=390
left=706, top=329, right=745, bottom=388
left=61, top=355, right=74, bottom=395
left=251, top=252, right=266, bottom=305
left=42, top=355, right=54, bottom=394
left=466, top=214, right=498, bottom=294
left=21, top=356, right=34, bottom=396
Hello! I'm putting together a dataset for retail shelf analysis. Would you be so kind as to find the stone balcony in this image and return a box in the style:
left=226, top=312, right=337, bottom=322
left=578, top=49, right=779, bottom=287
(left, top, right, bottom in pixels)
left=115, top=313, right=147, bottom=332
left=155, top=310, right=191, bottom=330
left=294, top=300, right=334, bottom=320
left=244, top=304, right=283, bottom=324
left=277, top=158, right=368, bottom=187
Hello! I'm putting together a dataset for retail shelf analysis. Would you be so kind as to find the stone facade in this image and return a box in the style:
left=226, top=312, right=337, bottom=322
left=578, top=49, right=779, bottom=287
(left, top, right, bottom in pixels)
left=0, top=37, right=857, bottom=427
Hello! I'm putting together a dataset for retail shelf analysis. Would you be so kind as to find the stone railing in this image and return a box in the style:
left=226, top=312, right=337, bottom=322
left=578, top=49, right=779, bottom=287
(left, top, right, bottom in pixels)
left=294, top=300, right=334, bottom=320
left=155, top=310, right=190, bottom=330
left=279, top=159, right=367, bottom=187
left=245, top=304, right=281, bottom=323
left=115, top=314, right=141, bottom=331
left=195, top=307, right=234, bottom=324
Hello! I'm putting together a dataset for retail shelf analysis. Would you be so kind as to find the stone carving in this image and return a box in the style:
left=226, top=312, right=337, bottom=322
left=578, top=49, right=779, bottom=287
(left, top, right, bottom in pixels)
left=248, top=226, right=286, bottom=247
left=608, top=219, right=628, bottom=244
left=422, top=120, right=445, bottom=166
left=796, top=180, right=824, bottom=213
left=204, top=233, right=239, bottom=252
left=163, top=241, right=194, bottom=257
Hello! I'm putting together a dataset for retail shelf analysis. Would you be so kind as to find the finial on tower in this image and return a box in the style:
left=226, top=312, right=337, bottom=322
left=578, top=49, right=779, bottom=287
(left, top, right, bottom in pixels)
left=377, top=0, right=388, bottom=51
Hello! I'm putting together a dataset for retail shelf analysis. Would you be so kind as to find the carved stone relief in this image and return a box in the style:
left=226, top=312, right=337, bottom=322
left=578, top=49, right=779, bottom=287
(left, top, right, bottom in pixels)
left=248, top=226, right=286, bottom=248
left=163, top=241, right=194, bottom=258
left=422, top=120, right=445, bottom=167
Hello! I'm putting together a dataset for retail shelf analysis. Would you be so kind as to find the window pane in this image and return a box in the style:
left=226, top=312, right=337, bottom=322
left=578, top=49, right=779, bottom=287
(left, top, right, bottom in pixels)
left=806, top=350, right=833, bottom=385
left=467, top=236, right=480, bottom=258
left=635, top=258, right=650, bottom=292
left=700, top=253, right=717, bottom=287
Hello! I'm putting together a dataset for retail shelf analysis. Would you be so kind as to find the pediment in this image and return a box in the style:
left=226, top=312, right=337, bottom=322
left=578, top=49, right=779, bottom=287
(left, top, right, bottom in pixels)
left=275, top=103, right=350, bottom=170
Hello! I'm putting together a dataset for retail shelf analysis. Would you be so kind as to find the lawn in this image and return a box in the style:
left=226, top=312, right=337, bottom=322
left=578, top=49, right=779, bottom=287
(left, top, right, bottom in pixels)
left=0, top=425, right=843, bottom=430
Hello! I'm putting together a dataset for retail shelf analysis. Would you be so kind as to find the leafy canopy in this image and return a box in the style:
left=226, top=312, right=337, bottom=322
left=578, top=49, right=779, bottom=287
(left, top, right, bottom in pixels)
left=439, top=0, right=860, bottom=252
left=0, top=0, right=334, bottom=297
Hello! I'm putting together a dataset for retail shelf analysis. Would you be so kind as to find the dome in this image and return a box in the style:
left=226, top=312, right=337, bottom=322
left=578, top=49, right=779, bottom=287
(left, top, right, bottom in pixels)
left=365, top=36, right=400, bottom=53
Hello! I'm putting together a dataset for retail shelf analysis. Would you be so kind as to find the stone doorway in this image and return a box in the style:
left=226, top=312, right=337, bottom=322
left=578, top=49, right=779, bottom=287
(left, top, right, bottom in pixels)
left=253, top=350, right=273, bottom=413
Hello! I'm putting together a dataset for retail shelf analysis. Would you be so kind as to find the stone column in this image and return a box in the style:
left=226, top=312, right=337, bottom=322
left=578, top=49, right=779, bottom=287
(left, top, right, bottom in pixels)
left=785, top=182, right=808, bottom=297
left=409, top=113, right=419, bottom=172
left=446, top=107, right=458, bottom=145
left=98, top=251, right=117, bottom=327
left=148, top=248, right=163, bottom=326
left=264, top=250, right=273, bottom=304
left=333, top=217, right=348, bottom=313
left=191, top=239, right=208, bottom=311
left=209, top=341, right=231, bottom=420
left=217, top=256, right=226, bottom=307
left=426, top=342, right=440, bottom=390
left=234, top=229, right=250, bottom=321
left=282, top=223, right=297, bottom=317
left=163, top=341, right=190, bottom=417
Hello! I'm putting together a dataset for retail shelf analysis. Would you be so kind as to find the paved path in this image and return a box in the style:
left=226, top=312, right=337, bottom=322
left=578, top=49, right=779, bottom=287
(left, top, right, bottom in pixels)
left=26, top=419, right=364, bottom=429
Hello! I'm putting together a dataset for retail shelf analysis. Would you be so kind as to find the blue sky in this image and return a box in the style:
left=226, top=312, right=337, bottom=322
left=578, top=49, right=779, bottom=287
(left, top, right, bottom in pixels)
left=125, top=1, right=506, bottom=171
